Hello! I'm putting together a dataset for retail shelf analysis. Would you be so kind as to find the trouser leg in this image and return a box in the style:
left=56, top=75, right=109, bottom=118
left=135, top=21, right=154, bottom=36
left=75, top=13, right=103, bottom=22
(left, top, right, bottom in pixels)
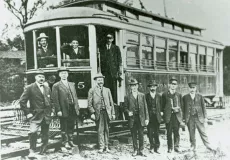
left=172, top=115, right=180, bottom=150
left=153, top=118, right=160, bottom=150
left=195, top=117, right=211, bottom=149
left=130, top=121, right=138, bottom=151
left=103, top=111, right=110, bottom=148
left=147, top=123, right=154, bottom=149
left=40, top=120, right=49, bottom=145
left=29, top=122, right=40, bottom=151
left=166, top=120, right=173, bottom=150
left=138, top=125, right=144, bottom=152
left=97, top=111, right=105, bottom=149
left=60, top=118, right=68, bottom=146
left=187, top=116, right=196, bottom=150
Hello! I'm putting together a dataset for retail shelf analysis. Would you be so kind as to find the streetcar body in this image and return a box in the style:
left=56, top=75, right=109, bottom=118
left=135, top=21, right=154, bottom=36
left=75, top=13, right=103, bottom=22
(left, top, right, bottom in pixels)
left=24, top=0, right=224, bottom=112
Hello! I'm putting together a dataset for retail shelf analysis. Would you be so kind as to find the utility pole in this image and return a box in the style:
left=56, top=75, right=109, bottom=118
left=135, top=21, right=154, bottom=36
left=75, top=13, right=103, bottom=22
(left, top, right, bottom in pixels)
left=163, top=0, right=168, bottom=17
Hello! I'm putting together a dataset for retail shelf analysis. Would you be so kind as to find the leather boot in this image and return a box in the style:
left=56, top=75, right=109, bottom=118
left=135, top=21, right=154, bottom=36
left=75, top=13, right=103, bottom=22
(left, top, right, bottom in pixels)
left=40, top=133, right=49, bottom=155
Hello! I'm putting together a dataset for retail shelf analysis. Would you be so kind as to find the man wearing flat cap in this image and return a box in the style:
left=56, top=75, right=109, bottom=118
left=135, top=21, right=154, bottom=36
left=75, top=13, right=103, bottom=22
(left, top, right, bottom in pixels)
left=124, top=78, right=149, bottom=157
left=145, top=80, right=162, bottom=154
left=162, top=76, right=183, bottom=153
left=51, top=67, right=80, bottom=150
left=88, top=73, right=115, bottom=153
left=182, top=82, right=216, bottom=153
left=100, top=33, right=122, bottom=103
left=20, top=69, right=54, bottom=157
left=37, top=32, right=56, bottom=68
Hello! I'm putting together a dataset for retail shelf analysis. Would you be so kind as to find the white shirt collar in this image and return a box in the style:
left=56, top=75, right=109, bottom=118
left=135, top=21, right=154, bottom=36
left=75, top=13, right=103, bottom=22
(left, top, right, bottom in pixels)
left=150, top=92, right=156, bottom=98
left=190, top=93, right=195, bottom=99
left=73, top=47, right=78, bottom=54
left=169, top=89, right=175, bottom=94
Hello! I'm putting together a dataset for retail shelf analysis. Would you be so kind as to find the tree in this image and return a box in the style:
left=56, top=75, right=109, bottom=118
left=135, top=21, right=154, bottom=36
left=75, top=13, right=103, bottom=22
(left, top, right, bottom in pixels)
left=3, top=0, right=46, bottom=29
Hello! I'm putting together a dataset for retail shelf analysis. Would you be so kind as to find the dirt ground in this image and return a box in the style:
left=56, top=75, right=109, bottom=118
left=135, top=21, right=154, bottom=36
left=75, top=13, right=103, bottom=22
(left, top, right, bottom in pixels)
left=25, top=114, right=230, bottom=160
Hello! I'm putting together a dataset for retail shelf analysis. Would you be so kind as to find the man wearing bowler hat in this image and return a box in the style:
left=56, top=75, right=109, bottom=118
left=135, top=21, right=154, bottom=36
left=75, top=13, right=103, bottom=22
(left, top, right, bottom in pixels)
left=51, top=67, right=80, bottom=150
left=37, top=32, right=56, bottom=68
left=162, top=76, right=184, bottom=153
left=20, top=69, right=54, bottom=157
left=146, top=80, right=162, bottom=154
left=182, top=82, right=216, bottom=153
left=88, top=73, right=115, bottom=153
left=100, top=33, right=122, bottom=103
left=124, top=78, right=149, bottom=157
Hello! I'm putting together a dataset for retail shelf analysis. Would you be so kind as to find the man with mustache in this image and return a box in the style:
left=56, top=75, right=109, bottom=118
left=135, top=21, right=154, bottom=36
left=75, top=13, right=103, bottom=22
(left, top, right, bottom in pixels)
left=88, top=73, right=115, bottom=153
left=182, top=82, right=216, bottom=153
left=20, top=69, right=54, bottom=157
left=145, top=80, right=162, bottom=154
left=52, top=67, right=80, bottom=150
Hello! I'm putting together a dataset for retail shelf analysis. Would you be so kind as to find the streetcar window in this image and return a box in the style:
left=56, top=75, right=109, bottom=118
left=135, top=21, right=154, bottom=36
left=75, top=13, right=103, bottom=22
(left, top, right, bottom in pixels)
left=139, top=15, right=152, bottom=23
left=126, top=32, right=140, bottom=67
left=142, top=35, right=154, bottom=68
left=156, top=37, right=166, bottom=69
left=207, top=47, right=214, bottom=72
left=36, top=28, right=57, bottom=68
left=25, top=31, right=34, bottom=70
left=179, top=42, right=188, bottom=70
left=184, top=28, right=192, bottom=34
left=168, top=40, right=178, bottom=70
left=152, top=19, right=162, bottom=27
left=199, top=46, right=206, bottom=71
left=216, top=50, right=221, bottom=72
left=189, top=44, right=198, bottom=71
left=60, top=26, right=89, bottom=67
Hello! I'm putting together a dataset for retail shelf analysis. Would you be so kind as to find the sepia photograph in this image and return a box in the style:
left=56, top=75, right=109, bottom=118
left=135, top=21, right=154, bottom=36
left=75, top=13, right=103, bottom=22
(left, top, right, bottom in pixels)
left=0, top=0, right=230, bottom=159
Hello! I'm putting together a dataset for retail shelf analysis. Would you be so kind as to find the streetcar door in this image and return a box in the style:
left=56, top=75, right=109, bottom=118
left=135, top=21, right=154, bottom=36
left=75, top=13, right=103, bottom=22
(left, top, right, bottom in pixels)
left=96, top=26, right=120, bottom=103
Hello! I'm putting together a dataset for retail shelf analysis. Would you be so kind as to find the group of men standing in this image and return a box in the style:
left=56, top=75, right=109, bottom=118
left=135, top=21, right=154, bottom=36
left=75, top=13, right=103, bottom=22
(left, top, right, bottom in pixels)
left=123, top=77, right=216, bottom=157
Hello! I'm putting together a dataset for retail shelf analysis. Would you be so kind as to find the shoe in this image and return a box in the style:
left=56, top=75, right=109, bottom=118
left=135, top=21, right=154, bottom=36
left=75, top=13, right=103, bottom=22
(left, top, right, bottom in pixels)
left=132, top=150, right=138, bottom=156
left=98, top=148, right=104, bottom=153
left=39, top=144, right=48, bottom=155
left=28, top=149, right=36, bottom=158
left=139, top=151, right=147, bottom=157
left=168, top=149, right=172, bottom=153
left=174, top=148, right=181, bottom=153
left=150, top=148, right=154, bottom=153
left=64, top=143, right=72, bottom=150
left=104, top=147, right=111, bottom=153
left=154, top=148, right=160, bottom=154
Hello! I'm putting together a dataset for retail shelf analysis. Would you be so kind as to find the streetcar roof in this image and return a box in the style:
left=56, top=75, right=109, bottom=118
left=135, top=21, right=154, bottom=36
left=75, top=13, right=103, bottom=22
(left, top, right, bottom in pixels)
left=57, top=0, right=205, bottom=31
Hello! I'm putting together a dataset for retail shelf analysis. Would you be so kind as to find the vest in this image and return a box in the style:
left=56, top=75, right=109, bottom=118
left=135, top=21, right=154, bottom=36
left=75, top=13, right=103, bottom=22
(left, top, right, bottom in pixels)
left=150, top=96, right=157, bottom=114
left=190, top=99, right=198, bottom=116
left=133, top=96, right=139, bottom=114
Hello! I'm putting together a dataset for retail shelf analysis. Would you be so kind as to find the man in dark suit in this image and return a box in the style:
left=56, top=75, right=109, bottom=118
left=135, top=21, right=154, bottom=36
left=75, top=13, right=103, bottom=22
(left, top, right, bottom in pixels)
left=61, top=38, right=86, bottom=59
left=146, top=80, right=162, bottom=154
left=162, top=77, right=184, bottom=153
left=100, top=34, right=122, bottom=102
left=20, top=69, right=54, bottom=157
left=51, top=67, right=80, bottom=150
left=88, top=73, right=115, bottom=153
left=37, top=33, right=56, bottom=68
left=182, top=82, right=216, bottom=153
left=124, top=78, right=149, bottom=157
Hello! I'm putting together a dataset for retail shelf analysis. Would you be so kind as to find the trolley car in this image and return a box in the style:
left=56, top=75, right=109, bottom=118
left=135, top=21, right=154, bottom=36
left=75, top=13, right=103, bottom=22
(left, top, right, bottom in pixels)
left=24, top=0, right=224, bottom=121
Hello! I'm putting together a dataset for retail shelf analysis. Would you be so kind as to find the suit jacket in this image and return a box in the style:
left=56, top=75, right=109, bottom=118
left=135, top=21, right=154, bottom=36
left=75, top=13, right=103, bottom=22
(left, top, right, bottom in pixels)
left=51, top=81, right=79, bottom=117
left=124, top=92, right=149, bottom=128
left=182, top=93, right=207, bottom=124
left=101, top=44, right=122, bottom=78
left=37, top=47, right=57, bottom=68
left=162, top=91, right=183, bottom=124
left=19, top=83, right=53, bottom=124
left=145, top=92, right=162, bottom=123
left=88, top=86, right=115, bottom=121
left=61, top=45, right=86, bottom=59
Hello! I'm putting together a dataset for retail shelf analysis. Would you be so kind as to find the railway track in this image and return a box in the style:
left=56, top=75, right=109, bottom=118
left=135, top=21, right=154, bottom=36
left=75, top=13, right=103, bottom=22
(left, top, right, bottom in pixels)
left=1, top=108, right=230, bottom=159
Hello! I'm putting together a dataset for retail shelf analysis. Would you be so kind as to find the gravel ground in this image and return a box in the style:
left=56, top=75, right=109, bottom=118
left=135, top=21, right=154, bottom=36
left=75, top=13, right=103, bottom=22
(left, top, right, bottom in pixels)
left=12, top=115, right=229, bottom=160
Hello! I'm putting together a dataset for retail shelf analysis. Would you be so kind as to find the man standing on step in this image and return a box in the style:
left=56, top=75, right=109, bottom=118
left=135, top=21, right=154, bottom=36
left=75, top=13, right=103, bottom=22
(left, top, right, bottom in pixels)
left=88, top=73, right=115, bottom=153
left=20, top=69, right=54, bottom=158
left=162, top=77, right=184, bottom=153
left=52, top=67, right=80, bottom=150
left=182, top=82, right=216, bottom=153
left=146, top=80, right=162, bottom=154
left=124, top=78, right=149, bottom=157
